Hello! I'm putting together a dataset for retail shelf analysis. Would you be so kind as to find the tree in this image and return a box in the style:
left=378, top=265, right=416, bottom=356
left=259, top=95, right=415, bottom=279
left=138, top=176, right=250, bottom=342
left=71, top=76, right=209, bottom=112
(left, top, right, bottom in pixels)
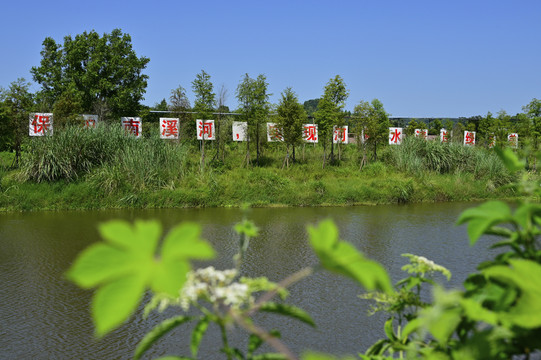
left=303, top=98, right=320, bottom=117
left=214, top=84, right=229, bottom=163
left=405, top=119, right=420, bottom=136
left=192, top=70, right=216, bottom=171
left=478, top=112, right=494, bottom=147
left=236, top=74, right=270, bottom=166
left=429, top=118, right=443, bottom=135
left=52, top=82, right=84, bottom=129
left=523, top=98, right=541, bottom=151
left=31, top=29, right=149, bottom=121
left=169, top=85, right=192, bottom=140
left=493, top=110, right=512, bottom=148
left=275, top=87, right=307, bottom=168
left=153, top=99, right=168, bottom=111
left=352, top=99, right=389, bottom=167
left=314, top=75, right=349, bottom=167
left=368, top=99, right=390, bottom=161
left=352, top=100, right=371, bottom=169
left=2, top=79, right=34, bottom=166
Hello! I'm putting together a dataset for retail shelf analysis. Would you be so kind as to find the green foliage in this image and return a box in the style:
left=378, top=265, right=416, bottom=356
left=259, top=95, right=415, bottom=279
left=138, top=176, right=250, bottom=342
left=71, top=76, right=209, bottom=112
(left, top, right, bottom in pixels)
left=352, top=99, right=390, bottom=162
left=192, top=70, right=216, bottom=120
left=66, top=220, right=214, bottom=336
left=1, top=78, right=34, bottom=164
left=275, top=87, right=307, bottom=165
left=31, top=29, right=149, bottom=120
left=236, top=73, right=271, bottom=164
left=20, top=124, right=127, bottom=182
left=361, top=147, right=541, bottom=360
left=308, top=219, right=392, bottom=293
left=314, top=76, right=349, bottom=160
left=303, top=98, right=320, bottom=117
left=382, top=136, right=514, bottom=185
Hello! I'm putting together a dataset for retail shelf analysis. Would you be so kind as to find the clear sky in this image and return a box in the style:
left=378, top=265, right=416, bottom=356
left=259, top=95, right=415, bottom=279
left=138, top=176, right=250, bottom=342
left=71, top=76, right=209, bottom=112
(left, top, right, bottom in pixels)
left=1, top=0, right=539, bottom=118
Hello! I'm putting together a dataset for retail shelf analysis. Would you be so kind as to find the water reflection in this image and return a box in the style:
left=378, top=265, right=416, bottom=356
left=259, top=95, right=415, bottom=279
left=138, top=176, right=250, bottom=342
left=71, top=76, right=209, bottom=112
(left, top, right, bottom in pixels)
left=0, top=203, right=498, bottom=359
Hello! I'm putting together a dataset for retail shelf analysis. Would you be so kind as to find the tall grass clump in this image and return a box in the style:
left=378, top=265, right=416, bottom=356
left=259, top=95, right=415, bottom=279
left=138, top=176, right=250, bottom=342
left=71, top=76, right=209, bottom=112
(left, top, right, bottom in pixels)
left=89, top=129, right=188, bottom=194
left=383, top=136, right=514, bottom=184
left=20, top=124, right=129, bottom=182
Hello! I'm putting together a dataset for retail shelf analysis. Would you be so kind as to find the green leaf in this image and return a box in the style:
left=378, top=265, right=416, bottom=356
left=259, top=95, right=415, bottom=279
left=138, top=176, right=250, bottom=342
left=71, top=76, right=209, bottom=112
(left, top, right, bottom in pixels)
left=150, top=259, right=191, bottom=296
left=460, top=298, right=499, bottom=325
left=248, top=330, right=281, bottom=357
left=134, top=315, right=192, bottom=360
left=191, top=316, right=210, bottom=357
left=161, top=222, right=215, bottom=260
left=483, top=259, right=541, bottom=328
left=383, top=318, right=397, bottom=341
left=66, top=243, right=133, bottom=288
left=364, top=338, right=390, bottom=356
left=308, top=219, right=393, bottom=294
left=401, top=317, right=423, bottom=339
left=259, top=303, right=315, bottom=327
left=235, top=219, right=259, bottom=238
left=98, top=219, right=161, bottom=254
left=513, top=202, right=541, bottom=229
left=494, top=146, right=525, bottom=173
left=155, top=357, right=195, bottom=360
left=92, top=274, right=146, bottom=337
left=248, top=333, right=264, bottom=357
left=456, top=201, right=512, bottom=245
left=67, top=219, right=215, bottom=337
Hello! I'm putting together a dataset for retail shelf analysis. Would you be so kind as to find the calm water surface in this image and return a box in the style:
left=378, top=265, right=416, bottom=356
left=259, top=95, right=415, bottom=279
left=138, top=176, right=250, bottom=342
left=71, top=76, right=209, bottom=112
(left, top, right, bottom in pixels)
left=0, top=203, right=499, bottom=359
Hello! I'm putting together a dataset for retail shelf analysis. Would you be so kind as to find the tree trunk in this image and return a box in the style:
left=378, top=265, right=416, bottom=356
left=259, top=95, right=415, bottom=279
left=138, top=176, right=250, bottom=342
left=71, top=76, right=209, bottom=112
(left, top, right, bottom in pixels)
left=256, top=123, right=260, bottom=165
left=244, top=139, right=251, bottom=167
left=292, top=145, right=296, bottom=162
left=330, top=136, right=334, bottom=162
left=282, top=145, right=289, bottom=169
left=200, top=139, right=205, bottom=171
left=322, top=142, right=327, bottom=169
left=360, top=144, right=367, bottom=171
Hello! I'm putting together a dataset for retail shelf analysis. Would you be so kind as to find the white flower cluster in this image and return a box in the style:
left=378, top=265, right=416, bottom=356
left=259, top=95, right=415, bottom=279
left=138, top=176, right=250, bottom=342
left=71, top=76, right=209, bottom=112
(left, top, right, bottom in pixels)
left=179, top=266, right=252, bottom=311
left=402, top=253, right=451, bottom=281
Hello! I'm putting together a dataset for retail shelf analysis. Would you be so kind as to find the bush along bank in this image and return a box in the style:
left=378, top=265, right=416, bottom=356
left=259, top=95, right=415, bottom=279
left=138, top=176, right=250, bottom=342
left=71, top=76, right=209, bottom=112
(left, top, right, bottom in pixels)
left=0, top=126, right=521, bottom=211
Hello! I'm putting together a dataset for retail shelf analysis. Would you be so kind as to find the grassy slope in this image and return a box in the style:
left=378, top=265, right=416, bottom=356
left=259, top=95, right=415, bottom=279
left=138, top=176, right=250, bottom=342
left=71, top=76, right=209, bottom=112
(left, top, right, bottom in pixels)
left=0, top=146, right=511, bottom=211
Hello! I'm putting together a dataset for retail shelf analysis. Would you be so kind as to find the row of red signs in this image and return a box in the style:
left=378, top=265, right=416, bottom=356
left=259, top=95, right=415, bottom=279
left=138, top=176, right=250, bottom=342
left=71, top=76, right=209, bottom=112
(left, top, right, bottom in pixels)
left=28, top=114, right=519, bottom=148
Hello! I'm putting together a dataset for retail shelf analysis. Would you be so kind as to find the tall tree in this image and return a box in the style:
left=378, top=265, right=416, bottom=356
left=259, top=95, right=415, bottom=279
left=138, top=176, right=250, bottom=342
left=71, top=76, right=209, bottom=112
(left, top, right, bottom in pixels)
left=236, top=74, right=270, bottom=166
left=31, top=29, right=149, bottom=121
left=352, top=100, right=371, bottom=169
left=405, top=119, right=420, bottom=136
left=3, top=79, right=34, bottom=166
left=314, top=75, right=348, bottom=167
left=368, top=99, right=390, bottom=162
left=192, top=70, right=216, bottom=171
left=170, top=85, right=192, bottom=140
left=214, top=84, right=229, bottom=162
left=275, top=87, right=307, bottom=168
left=523, top=98, right=541, bottom=151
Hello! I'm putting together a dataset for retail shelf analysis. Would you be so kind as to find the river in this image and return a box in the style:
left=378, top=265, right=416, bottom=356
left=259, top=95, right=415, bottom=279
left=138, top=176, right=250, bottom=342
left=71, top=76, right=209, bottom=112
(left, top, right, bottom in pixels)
left=0, top=202, right=499, bottom=359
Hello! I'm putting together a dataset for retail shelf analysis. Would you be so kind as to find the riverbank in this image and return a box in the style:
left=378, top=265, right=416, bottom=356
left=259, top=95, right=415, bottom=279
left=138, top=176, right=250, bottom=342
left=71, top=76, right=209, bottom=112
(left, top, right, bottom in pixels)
left=0, top=131, right=520, bottom=211
left=0, top=159, right=514, bottom=211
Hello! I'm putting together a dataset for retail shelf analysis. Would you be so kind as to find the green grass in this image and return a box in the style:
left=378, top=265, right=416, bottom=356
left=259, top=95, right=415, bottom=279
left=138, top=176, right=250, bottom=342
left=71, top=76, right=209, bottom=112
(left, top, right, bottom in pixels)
left=0, top=126, right=523, bottom=211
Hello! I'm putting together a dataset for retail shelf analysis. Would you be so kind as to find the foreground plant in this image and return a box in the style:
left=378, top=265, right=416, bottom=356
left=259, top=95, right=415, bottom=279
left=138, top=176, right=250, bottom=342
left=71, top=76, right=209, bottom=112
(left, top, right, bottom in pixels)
left=360, top=147, right=541, bottom=359
left=67, top=214, right=392, bottom=360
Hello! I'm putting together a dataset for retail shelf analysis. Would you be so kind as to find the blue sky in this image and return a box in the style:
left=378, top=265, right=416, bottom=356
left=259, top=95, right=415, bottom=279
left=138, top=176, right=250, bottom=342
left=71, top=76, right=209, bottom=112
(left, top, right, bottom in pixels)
left=1, top=0, right=539, bottom=117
